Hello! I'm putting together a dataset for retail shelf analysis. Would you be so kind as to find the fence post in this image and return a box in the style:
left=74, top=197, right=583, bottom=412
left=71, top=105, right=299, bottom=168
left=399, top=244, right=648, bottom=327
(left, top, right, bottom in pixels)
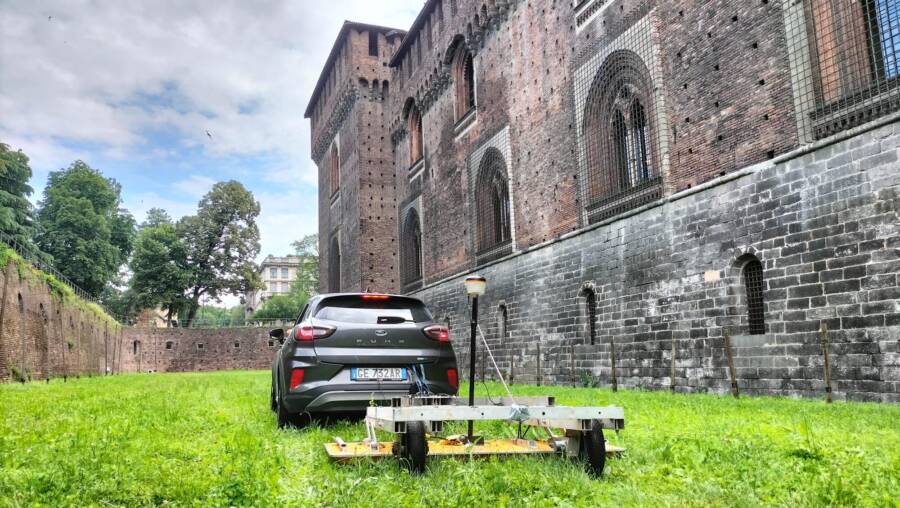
left=609, top=335, right=618, bottom=393
left=723, top=328, right=739, bottom=398
left=820, top=321, right=833, bottom=403
left=670, top=336, right=677, bottom=393
left=571, top=345, right=577, bottom=387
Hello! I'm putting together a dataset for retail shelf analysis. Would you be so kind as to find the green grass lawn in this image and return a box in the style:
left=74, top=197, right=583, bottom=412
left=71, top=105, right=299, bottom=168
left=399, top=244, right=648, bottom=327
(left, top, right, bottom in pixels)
left=1, top=371, right=898, bottom=507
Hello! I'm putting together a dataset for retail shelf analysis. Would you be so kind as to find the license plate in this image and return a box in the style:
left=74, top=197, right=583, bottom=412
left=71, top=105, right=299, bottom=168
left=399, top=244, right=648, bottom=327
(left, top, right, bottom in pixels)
left=351, top=367, right=407, bottom=381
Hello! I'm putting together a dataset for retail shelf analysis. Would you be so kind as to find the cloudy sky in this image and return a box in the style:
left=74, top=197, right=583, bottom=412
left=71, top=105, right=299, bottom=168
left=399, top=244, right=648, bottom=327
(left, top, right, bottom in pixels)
left=0, top=0, right=419, bottom=260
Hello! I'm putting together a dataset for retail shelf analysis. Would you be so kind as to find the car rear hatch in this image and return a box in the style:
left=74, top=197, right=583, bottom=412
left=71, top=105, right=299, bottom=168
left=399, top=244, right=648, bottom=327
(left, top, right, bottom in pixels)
left=312, top=294, right=444, bottom=366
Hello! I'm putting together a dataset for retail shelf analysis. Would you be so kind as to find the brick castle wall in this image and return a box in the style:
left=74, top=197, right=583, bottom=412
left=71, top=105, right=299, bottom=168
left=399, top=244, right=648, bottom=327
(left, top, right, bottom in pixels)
left=118, top=327, right=279, bottom=373
left=413, top=119, right=900, bottom=402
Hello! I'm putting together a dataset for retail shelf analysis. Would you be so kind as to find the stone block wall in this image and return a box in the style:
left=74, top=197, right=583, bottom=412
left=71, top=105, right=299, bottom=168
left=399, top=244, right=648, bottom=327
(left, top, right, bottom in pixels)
left=413, top=118, right=900, bottom=402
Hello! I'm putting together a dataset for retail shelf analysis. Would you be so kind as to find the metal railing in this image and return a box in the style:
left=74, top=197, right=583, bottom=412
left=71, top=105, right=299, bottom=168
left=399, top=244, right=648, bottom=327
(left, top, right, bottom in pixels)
left=0, top=231, right=118, bottom=319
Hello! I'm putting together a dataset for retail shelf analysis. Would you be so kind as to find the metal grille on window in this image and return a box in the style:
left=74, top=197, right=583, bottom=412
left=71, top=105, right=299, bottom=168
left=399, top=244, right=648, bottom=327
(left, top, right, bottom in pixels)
left=474, top=148, right=512, bottom=263
left=743, top=259, right=765, bottom=335
left=328, top=236, right=341, bottom=292
left=453, top=45, right=476, bottom=120
left=585, top=289, right=597, bottom=346
left=786, top=0, right=900, bottom=140
left=400, top=209, right=423, bottom=291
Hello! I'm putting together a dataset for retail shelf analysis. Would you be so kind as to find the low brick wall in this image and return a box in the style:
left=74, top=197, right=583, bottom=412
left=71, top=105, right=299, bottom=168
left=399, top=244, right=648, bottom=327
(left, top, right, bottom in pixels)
left=118, top=327, right=279, bottom=373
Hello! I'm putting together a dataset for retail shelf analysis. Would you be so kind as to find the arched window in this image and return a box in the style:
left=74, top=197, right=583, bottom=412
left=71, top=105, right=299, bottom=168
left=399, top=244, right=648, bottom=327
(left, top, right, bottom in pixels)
left=583, top=50, right=661, bottom=223
left=742, top=258, right=765, bottom=335
left=582, top=287, right=597, bottom=346
left=133, top=340, right=140, bottom=355
left=400, top=209, right=423, bottom=288
left=475, top=148, right=511, bottom=255
left=328, top=235, right=341, bottom=292
left=453, top=45, right=476, bottom=120
left=406, top=100, right=424, bottom=165
left=329, top=143, right=340, bottom=196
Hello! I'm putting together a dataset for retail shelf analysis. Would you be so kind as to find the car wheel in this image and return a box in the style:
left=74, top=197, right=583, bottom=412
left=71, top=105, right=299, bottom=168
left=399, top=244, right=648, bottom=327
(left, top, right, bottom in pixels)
left=578, top=419, right=606, bottom=477
left=394, top=421, right=428, bottom=474
left=270, top=380, right=277, bottom=412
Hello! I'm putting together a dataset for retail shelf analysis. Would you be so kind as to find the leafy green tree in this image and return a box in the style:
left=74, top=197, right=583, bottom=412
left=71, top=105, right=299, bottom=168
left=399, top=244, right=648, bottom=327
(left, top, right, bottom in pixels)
left=129, top=211, right=190, bottom=325
left=0, top=143, right=38, bottom=249
left=178, top=181, right=263, bottom=325
left=251, top=292, right=308, bottom=320
left=35, top=161, right=135, bottom=295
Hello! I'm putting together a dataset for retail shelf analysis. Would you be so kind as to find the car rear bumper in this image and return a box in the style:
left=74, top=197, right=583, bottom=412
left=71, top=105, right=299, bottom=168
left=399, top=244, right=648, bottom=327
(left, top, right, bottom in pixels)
left=283, top=380, right=457, bottom=414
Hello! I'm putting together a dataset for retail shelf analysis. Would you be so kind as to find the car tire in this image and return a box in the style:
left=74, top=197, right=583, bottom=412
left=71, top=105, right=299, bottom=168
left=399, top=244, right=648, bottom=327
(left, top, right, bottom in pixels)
left=395, top=421, right=428, bottom=474
left=579, top=419, right=606, bottom=477
left=270, top=381, right=277, bottom=412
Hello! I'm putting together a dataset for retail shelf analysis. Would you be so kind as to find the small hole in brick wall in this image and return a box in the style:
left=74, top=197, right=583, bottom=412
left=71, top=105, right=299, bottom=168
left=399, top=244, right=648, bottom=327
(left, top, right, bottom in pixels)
left=714, top=64, right=720, bottom=71
left=708, top=32, right=713, bottom=38
left=718, top=134, right=724, bottom=141
left=752, top=42, right=759, bottom=49
left=685, top=117, right=691, bottom=123
left=683, top=83, right=687, bottom=89
left=758, top=79, right=766, bottom=85
left=165, top=341, right=173, bottom=350
left=233, top=342, right=240, bottom=349
left=764, top=114, right=769, bottom=120
left=678, top=10, right=684, bottom=16
left=732, top=15, right=738, bottom=22
left=197, top=343, right=205, bottom=350
left=767, top=150, right=776, bottom=159
left=714, top=101, right=720, bottom=107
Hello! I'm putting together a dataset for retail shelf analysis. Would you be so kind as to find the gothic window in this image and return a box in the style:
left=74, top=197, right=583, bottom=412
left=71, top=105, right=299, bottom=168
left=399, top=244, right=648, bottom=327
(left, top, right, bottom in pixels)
left=328, top=235, right=341, bottom=292
left=804, top=0, right=900, bottom=137
left=453, top=45, right=476, bottom=120
left=406, top=99, right=424, bottom=165
left=583, top=50, right=661, bottom=223
left=742, top=257, right=766, bottom=335
left=475, top=148, right=512, bottom=257
left=329, top=143, right=340, bottom=196
left=582, top=287, right=597, bottom=346
left=400, top=209, right=423, bottom=289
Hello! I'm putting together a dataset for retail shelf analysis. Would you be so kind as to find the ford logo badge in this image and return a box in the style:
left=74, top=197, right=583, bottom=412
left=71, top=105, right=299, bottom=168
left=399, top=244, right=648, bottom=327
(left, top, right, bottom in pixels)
left=375, top=329, right=387, bottom=336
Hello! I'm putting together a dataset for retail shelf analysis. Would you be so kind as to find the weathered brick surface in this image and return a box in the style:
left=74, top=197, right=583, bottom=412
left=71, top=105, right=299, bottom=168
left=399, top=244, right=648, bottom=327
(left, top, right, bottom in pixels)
left=0, top=261, right=124, bottom=382
left=118, top=327, right=278, bottom=373
left=413, top=121, right=900, bottom=402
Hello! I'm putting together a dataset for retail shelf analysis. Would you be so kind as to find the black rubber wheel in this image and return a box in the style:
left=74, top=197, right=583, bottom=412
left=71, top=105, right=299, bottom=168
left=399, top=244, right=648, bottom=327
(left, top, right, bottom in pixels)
left=270, top=381, right=277, bottom=412
left=275, top=388, right=309, bottom=429
left=579, top=419, right=607, bottom=477
left=395, top=421, right=429, bottom=474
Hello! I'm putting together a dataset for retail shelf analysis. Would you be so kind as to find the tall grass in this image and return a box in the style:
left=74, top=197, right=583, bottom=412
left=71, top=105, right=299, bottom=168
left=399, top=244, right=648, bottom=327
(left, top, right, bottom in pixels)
left=1, top=371, right=897, bottom=507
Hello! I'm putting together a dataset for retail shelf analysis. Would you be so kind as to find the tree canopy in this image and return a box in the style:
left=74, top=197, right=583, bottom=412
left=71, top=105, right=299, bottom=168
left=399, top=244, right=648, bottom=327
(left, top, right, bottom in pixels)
left=129, top=212, right=190, bottom=322
left=178, top=181, right=264, bottom=324
left=0, top=143, right=37, bottom=249
left=35, top=161, right=135, bottom=295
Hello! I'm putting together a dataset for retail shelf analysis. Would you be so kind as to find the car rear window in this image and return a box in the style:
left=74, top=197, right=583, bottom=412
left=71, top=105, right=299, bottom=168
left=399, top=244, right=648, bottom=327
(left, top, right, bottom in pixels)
left=314, top=295, right=433, bottom=323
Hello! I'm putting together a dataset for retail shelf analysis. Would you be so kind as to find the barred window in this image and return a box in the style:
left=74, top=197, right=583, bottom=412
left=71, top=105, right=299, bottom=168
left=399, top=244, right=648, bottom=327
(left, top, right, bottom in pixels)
left=400, top=209, right=423, bottom=289
left=802, top=0, right=900, bottom=138
left=406, top=99, right=424, bottom=165
left=742, top=258, right=765, bottom=335
left=583, top=287, right=597, bottom=346
left=453, top=46, right=476, bottom=120
left=368, top=31, right=378, bottom=57
left=583, top=50, right=661, bottom=223
left=475, top=148, right=511, bottom=257
left=328, top=235, right=341, bottom=292
left=329, top=143, right=340, bottom=196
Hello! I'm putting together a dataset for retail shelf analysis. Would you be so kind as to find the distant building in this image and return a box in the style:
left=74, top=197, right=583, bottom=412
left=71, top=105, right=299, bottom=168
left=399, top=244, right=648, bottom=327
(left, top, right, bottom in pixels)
left=245, top=255, right=302, bottom=314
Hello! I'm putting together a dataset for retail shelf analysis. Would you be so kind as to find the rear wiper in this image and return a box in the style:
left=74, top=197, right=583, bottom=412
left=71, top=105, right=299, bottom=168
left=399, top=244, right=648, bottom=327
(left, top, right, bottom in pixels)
left=376, top=316, right=409, bottom=324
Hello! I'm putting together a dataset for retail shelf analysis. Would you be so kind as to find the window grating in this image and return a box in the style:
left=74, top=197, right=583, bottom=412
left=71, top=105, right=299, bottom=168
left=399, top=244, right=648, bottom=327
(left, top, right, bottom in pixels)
left=453, top=45, right=476, bottom=120
left=400, top=209, right=423, bottom=291
left=786, top=0, right=900, bottom=140
left=368, top=31, right=378, bottom=57
left=743, top=259, right=765, bottom=335
left=474, top=148, right=512, bottom=263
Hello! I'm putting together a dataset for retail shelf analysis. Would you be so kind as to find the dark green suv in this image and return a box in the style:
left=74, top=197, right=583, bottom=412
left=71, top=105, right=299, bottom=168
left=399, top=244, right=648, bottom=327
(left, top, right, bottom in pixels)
left=270, top=293, right=459, bottom=428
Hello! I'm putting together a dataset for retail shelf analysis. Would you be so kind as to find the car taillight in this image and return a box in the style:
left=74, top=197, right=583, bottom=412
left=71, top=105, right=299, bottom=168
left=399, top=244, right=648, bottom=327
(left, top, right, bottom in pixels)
left=289, top=369, right=305, bottom=390
left=295, top=325, right=336, bottom=341
left=423, top=325, right=450, bottom=342
left=361, top=293, right=390, bottom=300
left=447, top=368, right=458, bottom=390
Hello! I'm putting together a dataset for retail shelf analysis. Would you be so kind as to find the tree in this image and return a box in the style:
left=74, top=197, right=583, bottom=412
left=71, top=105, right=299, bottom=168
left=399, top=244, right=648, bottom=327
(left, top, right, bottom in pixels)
left=178, top=181, right=263, bottom=325
left=251, top=291, right=308, bottom=320
left=0, top=143, right=37, bottom=249
left=129, top=211, right=190, bottom=325
left=291, top=233, right=319, bottom=298
left=35, top=161, right=135, bottom=295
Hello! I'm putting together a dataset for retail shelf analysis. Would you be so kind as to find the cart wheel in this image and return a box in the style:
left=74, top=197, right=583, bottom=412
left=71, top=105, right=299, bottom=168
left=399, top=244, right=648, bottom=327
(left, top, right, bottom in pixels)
left=579, top=419, right=606, bottom=477
left=395, top=421, right=429, bottom=474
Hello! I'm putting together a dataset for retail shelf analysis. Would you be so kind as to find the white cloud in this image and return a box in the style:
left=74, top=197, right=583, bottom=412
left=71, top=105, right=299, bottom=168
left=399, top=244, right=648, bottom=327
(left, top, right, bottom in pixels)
left=1, top=0, right=420, bottom=257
